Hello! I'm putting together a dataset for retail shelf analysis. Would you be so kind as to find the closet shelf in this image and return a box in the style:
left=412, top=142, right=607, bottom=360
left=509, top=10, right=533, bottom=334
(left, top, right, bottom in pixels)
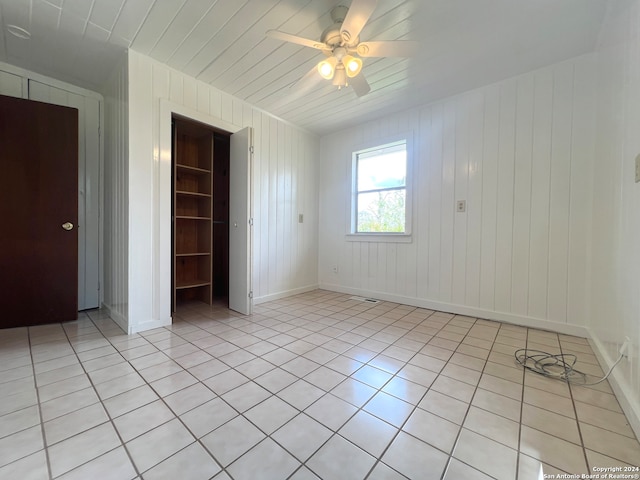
left=176, top=279, right=211, bottom=289
left=176, top=190, right=211, bottom=198
left=176, top=164, right=210, bottom=175
left=175, top=215, right=211, bottom=220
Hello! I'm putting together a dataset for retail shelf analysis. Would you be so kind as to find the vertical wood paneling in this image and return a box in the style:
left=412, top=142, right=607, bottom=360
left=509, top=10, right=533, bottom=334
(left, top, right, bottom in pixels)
left=465, top=91, right=484, bottom=308
left=528, top=69, right=553, bottom=320
left=427, top=104, right=443, bottom=299
left=102, top=53, right=129, bottom=326
left=452, top=95, right=470, bottom=305
left=590, top=0, right=640, bottom=430
left=128, top=53, right=154, bottom=325
left=0, top=69, right=24, bottom=97
left=439, top=103, right=456, bottom=302
left=511, top=75, right=534, bottom=316
left=197, top=84, right=209, bottom=114
left=120, top=51, right=319, bottom=331
left=319, top=54, right=596, bottom=332
left=268, top=117, right=279, bottom=291
left=259, top=113, right=270, bottom=296
left=415, top=105, right=431, bottom=299
left=547, top=62, right=574, bottom=323
left=479, top=84, right=500, bottom=311
left=567, top=56, right=595, bottom=325
left=494, top=79, right=517, bottom=313
left=209, top=89, right=222, bottom=119
left=182, top=76, right=197, bottom=110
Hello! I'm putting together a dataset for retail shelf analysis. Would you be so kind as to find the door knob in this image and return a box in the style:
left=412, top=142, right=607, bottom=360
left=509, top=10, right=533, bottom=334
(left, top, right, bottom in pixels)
left=62, top=222, right=74, bottom=231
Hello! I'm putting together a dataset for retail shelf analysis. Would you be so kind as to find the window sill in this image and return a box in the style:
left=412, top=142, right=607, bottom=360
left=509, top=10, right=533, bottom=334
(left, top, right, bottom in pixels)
left=346, top=233, right=413, bottom=243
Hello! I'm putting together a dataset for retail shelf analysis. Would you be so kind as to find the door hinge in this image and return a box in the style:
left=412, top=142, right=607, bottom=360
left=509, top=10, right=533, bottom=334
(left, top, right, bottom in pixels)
left=97, top=282, right=101, bottom=291
left=248, top=291, right=253, bottom=299
left=248, top=218, right=254, bottom=226
left=249, top=145, right=254, bottom=154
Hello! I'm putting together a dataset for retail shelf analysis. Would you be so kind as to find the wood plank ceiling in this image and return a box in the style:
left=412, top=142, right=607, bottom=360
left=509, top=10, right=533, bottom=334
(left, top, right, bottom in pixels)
left=0, top=0, right=608, bottom=135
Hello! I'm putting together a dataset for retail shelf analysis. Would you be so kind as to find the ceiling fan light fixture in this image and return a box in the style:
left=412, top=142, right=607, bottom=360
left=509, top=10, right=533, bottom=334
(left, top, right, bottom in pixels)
left=333, top=65, right=347, bottom=87
left=343, top=55, right=362, bottom=77
left=318, top=58, right=336, bottom=80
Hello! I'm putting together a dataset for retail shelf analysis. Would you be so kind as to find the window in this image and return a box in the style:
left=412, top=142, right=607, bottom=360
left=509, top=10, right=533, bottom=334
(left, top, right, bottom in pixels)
left=352, top=139, right=409, bottom=236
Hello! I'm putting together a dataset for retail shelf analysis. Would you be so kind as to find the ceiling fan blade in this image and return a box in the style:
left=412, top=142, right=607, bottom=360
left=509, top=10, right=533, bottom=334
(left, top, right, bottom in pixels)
left=266, top=30, right=328, bottom=50
left=290, top=66, right=325, bottom=94
left=350, top=72, right=371, bottom=97
left=341, top=0, right=377, bottom=44
left=356, top=40, right=419, bottom=57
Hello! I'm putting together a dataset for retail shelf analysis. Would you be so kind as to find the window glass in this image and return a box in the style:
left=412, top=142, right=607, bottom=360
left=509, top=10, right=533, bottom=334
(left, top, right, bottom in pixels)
left=354, top=141, right=407, bottom=233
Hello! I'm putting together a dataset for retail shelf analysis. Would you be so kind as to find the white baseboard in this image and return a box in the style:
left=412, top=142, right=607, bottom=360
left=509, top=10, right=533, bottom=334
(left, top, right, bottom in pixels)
left=254, top=284, right=320, bottom=305
left=318, top=283, right=589, bottom=337
left=101, top=303, right=173, bottom=334
left=128, top=317, right=172, bottom=335
left=588, top=333, right=640, bottom=439
left=101, top=303, right=128, bottom=333
left=319, top=283, right=639, bottom=438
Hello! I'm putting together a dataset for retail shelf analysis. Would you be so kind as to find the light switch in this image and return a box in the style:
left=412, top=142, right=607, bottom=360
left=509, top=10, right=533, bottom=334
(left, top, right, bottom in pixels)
left=298, top=214, right=304, bottom=223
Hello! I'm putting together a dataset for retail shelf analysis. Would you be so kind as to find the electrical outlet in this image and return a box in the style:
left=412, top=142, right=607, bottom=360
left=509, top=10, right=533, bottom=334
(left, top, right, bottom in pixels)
left=332, top=266, right=338, bottom=274
left=620, top=336, right=631, bottom=357
left=298, top=213, right=304, bottom=223
left=456, top=200, right=466, bottom=213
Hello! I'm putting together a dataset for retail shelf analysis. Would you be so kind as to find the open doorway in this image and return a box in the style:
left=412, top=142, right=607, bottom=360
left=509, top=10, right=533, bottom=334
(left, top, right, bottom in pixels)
left=171, top=115, right=230, bottom=311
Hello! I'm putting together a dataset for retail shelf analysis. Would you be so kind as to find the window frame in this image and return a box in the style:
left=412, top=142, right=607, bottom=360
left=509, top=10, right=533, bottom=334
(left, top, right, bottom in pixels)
left=347, top=132, right=413, bottom=243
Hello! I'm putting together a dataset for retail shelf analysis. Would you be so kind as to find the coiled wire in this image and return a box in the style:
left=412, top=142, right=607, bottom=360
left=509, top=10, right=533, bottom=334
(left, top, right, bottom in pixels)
left=514, top=348, right=624, bottom=386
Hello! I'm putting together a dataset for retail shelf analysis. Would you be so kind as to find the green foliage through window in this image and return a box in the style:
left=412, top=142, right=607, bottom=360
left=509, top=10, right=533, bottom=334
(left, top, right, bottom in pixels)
left=354, top=141, right=407, bottom=233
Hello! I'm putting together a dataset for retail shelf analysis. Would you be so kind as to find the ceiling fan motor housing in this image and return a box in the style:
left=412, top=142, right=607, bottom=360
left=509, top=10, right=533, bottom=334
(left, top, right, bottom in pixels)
left=330, top=5, right=349, bottom=23
left=322, top=5, right=358, bottom=48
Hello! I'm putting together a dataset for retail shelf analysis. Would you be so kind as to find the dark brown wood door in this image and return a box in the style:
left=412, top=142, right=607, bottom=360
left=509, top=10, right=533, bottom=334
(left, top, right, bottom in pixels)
left=0, top=94, right=79, bottom=328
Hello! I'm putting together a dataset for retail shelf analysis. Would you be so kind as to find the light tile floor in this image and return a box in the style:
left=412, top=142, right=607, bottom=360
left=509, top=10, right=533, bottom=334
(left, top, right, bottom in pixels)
left=1, top=290, right=639, bottom=479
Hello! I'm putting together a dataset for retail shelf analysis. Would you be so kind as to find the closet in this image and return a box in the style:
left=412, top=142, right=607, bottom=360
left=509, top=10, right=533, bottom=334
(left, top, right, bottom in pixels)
left=172, top=116, right=230, bottom=310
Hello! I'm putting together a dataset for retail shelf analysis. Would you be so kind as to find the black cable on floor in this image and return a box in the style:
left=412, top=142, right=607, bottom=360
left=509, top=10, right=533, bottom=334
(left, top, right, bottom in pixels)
left=514, top=348, right=624, bottom=386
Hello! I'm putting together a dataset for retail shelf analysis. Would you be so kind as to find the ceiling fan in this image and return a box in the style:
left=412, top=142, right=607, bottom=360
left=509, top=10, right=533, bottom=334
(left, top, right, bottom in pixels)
left=266, top=0, right=418, bottom=97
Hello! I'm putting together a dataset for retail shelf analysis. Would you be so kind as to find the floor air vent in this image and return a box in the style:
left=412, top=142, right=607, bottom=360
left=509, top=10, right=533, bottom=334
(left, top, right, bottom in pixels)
left=349, top=296, right=381, bottom=304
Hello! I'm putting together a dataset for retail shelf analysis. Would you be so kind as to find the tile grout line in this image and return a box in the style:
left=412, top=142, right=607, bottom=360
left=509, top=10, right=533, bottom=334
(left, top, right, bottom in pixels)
left=514, top=325, right=530, bottom=480
left=4, top=292, right=637, bottom=479
left=26, top=325, right=54, bottom=480
left=560, top=335, right=592, bottom=473
left=60, top=314, right=143, bottom=480
left=435, top=318, right=496, bottom=480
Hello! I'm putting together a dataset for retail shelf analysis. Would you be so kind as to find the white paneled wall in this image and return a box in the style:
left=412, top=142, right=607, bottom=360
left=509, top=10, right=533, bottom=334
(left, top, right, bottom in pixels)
left=0, top=69, right=23, bottom=97
left=319, top=54, right=596, bottom=335
left=591, top=0, right=640, bottom=434
left=123, top=50, right=319, bottom=333
left=102, top=55, right=129, bottom=331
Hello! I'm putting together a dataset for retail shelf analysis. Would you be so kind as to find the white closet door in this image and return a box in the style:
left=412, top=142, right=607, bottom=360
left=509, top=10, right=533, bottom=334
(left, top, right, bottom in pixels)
left=229, top=127, right=253, bottom=315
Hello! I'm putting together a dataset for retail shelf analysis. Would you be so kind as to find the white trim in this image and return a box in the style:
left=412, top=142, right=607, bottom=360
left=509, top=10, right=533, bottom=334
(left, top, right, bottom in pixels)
left=1, top=60, right=104, bottom=313
left=318, top=283, right=590, bottom=337
left=588, top=333, right=640, bottom=439
left=346, top=233, right=412, bottom=243
left=158, top=99, right=243, bottom=324
left=254, top=284, right=320, bottom=305
left=128, top=317, right=172, bottom=335
left=349, top=131, right=414, bottom=238
left=0, top=60, right=103, bottom=100
left=102, top=303, right=128, bottom=334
